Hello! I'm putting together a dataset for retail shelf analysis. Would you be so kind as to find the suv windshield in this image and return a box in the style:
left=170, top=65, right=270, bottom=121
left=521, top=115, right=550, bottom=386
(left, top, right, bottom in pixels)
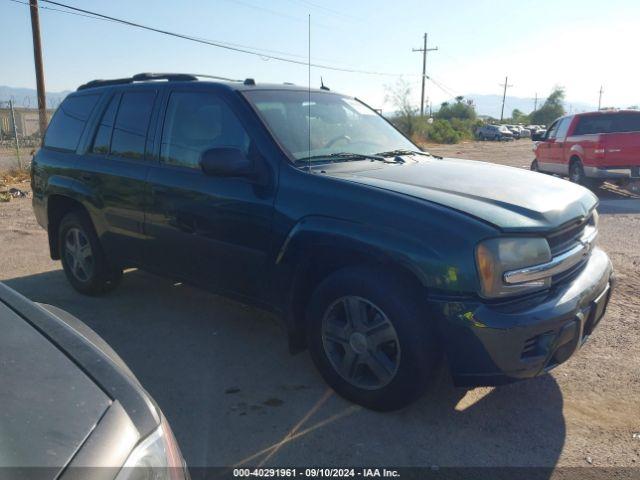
left=243, top=90, right=416, bottom=164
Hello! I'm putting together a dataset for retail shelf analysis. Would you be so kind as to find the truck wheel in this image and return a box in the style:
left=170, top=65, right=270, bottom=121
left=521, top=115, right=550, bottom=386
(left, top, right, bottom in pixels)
left=569, top=159, right=586, bottom=185
left=306, top=266, right=440, bottom=411
left=531, top=159, right=540, bottom=172
left=58, top=211, right=122, bottom=295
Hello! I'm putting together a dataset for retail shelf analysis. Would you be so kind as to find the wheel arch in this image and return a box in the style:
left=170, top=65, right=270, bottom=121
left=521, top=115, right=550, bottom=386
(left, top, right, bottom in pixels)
left=44, top=175, right=101, bottom=260
left=276, top=216, right=439, bottom=353
left=47, top=194, right=92, bottom=259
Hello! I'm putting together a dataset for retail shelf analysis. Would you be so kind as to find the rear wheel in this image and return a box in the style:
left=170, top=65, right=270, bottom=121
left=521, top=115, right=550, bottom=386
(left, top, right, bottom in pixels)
left=531, top=159, right=540, bottom=172
left=59, top=211, right=122, bottom=295
left=307, top=266, right=440, bottom=411
left=569, top=158, right=586, bottom=185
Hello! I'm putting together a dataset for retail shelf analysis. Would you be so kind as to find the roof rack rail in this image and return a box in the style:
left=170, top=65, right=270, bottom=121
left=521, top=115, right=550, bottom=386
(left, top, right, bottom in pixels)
left=77, top=72, right=198, bottom=91
left=189, top=73, right=243, bottom=82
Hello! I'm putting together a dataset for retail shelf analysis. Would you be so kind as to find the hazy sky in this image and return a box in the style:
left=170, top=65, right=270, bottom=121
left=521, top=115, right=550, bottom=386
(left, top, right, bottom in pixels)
left=3, top=0, right=639, bottom=112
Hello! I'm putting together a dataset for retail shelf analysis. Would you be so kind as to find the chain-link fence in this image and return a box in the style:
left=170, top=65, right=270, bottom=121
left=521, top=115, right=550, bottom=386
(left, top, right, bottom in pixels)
left=0, top=101, right=50, bottom=172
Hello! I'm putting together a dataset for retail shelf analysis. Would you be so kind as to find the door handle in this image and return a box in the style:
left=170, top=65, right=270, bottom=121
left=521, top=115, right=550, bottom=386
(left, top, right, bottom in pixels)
left=80, top=172, right=93, bottom=181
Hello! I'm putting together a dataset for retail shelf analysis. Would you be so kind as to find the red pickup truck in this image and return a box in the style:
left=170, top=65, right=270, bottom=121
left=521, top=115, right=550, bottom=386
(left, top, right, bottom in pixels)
left=531, top=110, right=640, bottom=186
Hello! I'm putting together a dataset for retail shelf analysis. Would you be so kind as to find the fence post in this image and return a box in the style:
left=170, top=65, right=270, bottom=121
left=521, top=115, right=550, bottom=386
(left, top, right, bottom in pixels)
left=9, top=100, right=22, bottom=169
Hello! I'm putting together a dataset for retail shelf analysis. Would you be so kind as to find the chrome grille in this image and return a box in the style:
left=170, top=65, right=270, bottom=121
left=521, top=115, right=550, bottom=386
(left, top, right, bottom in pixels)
left=503, top=212, right=598, bottom=286
left=547, top=217, right=589, bottom=256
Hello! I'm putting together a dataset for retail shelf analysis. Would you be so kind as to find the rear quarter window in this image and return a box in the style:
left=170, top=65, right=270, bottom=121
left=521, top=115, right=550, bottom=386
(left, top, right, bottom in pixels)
left=613, top=113, right=640, bottom=133
left=44, top=94, right=100, bottom=152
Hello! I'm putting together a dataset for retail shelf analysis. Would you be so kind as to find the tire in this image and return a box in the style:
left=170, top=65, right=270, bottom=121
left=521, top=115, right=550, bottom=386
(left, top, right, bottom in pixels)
left=531, top=159, right=539, bottom=172
left=58, top=211, right=122, bottom=295
left=306, top=266, right=440, bottom=411
left=569, top=158, right=586, bottom=185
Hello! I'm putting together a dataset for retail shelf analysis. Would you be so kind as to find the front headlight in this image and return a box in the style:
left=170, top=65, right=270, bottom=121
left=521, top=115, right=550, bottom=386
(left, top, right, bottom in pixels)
left=116, top=419, right=187, bottom=480
left=476, top=237, right=551, bottom=298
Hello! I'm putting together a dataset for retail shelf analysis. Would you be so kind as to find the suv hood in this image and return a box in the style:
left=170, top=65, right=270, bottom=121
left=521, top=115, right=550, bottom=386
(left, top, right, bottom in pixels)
left=328, top=157, right=598, bottom=231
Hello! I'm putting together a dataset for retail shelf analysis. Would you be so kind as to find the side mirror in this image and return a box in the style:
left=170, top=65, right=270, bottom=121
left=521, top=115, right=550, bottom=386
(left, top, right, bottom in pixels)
left=531, top=132, right=545, bottom=141
left=200, top=147, right=253, bottom=177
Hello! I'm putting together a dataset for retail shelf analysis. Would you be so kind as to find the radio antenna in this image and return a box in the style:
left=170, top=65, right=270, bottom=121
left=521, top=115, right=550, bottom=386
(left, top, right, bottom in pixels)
left=307, top=14, right=311, bottom=172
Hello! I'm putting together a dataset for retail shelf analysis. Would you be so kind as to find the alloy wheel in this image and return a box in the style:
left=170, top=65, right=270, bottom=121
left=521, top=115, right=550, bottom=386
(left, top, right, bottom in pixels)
left=64, top=227, right=94, bottom=282
left=321, top=296, right=401, bottom=390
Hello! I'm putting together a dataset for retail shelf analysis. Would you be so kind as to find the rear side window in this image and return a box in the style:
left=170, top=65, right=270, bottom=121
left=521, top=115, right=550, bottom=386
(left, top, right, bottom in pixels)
left=160, top=91, right=250, bottom=169
left=91, top=94, right=120, bottom=154
left=44, top=94, right=100, bottom=152
left=110, top=91, right=156, bottom=159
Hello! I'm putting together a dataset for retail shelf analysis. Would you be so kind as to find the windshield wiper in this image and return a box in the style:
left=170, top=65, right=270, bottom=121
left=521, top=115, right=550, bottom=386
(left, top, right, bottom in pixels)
left=296, top=152, right=396, bottom=164
left=374, top=149, right=434, bottom=158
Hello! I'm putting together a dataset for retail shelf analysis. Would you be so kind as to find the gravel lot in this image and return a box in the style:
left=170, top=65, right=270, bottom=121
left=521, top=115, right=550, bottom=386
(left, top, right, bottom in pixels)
left=1, top=140, right=639, bottom=474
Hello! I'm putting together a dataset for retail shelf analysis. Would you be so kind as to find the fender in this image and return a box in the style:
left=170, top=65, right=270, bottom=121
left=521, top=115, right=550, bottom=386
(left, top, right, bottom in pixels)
left=276, top=213, right=482, bottom=297
left=276, top=215, right=448, bottom=287
left=273, top=215, right=482, bottom=352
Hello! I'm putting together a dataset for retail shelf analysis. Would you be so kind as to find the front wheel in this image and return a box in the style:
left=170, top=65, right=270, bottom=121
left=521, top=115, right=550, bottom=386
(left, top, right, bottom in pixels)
left=307, top=266, right=440, bottom=411
left=59, top=211, right=122, bottom=295
left=531, top=159, right=540, bottom=172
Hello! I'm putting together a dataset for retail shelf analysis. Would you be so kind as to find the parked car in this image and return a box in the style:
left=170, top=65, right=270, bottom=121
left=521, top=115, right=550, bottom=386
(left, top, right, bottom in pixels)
left=506, top=125, right=522, bottom=139
left=476, top=124, right=513, bottom=141
left=517, top=125, right=531, bottom=138
left=531, top=110, right=640, bottom=185
left=32, top=73, right=614, bottom=411
left=0, top=282, right=188, bottom=478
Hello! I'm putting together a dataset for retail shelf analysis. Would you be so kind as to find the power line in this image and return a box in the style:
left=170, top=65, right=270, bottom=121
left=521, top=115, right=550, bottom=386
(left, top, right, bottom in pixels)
left=9, top=0, right=416, bottom=77
left=283, top=0, right=361, bottom=22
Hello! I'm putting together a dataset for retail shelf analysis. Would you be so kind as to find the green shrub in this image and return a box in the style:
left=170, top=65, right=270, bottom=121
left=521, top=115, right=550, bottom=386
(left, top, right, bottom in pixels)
left=427, top=119, right=461, bottom=144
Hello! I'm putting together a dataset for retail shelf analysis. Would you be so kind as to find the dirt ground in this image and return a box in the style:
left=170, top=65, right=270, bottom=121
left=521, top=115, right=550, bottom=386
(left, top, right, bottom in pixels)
left=0, top=140, right=639, bottom=474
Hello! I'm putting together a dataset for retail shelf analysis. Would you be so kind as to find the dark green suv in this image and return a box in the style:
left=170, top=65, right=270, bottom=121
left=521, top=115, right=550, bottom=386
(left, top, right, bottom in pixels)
left=32, top=73, right=613, bottom=411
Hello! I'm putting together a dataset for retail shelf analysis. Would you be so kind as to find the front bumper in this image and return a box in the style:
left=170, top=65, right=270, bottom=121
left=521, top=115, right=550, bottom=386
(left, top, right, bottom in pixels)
left=435, top=248, right=614, bottom=387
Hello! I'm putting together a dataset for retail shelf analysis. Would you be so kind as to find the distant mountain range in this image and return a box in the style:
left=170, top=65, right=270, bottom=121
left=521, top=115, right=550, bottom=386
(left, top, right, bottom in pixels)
left=1, top=85, right=599, bottom=118
left=463, top=94, right=597, bottom=118
left=0, top=86, right=70, bottom=109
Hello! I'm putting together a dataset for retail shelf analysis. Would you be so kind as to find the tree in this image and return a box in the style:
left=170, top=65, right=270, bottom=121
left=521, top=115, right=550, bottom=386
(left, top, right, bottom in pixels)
left=511, top=108, right=529, bottom=124
left=385, top=79, right=421, bottom=137
left=530, top=87, right=566, bottom=125
left=436, top=96, right=476, bottom=120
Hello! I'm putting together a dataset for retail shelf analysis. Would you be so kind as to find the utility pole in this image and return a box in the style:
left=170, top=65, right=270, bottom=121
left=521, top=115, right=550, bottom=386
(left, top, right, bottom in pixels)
left=499, top=76, right=513, bottom=122
left=29, top=0, right=48, bottom=137
left=412, top=33, right=438, bottom=117
left=598, top=85, right=604, bottom=110
left=533, top=92, right=538, bottom=111
left=9, top=100, right=22, bottom=169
